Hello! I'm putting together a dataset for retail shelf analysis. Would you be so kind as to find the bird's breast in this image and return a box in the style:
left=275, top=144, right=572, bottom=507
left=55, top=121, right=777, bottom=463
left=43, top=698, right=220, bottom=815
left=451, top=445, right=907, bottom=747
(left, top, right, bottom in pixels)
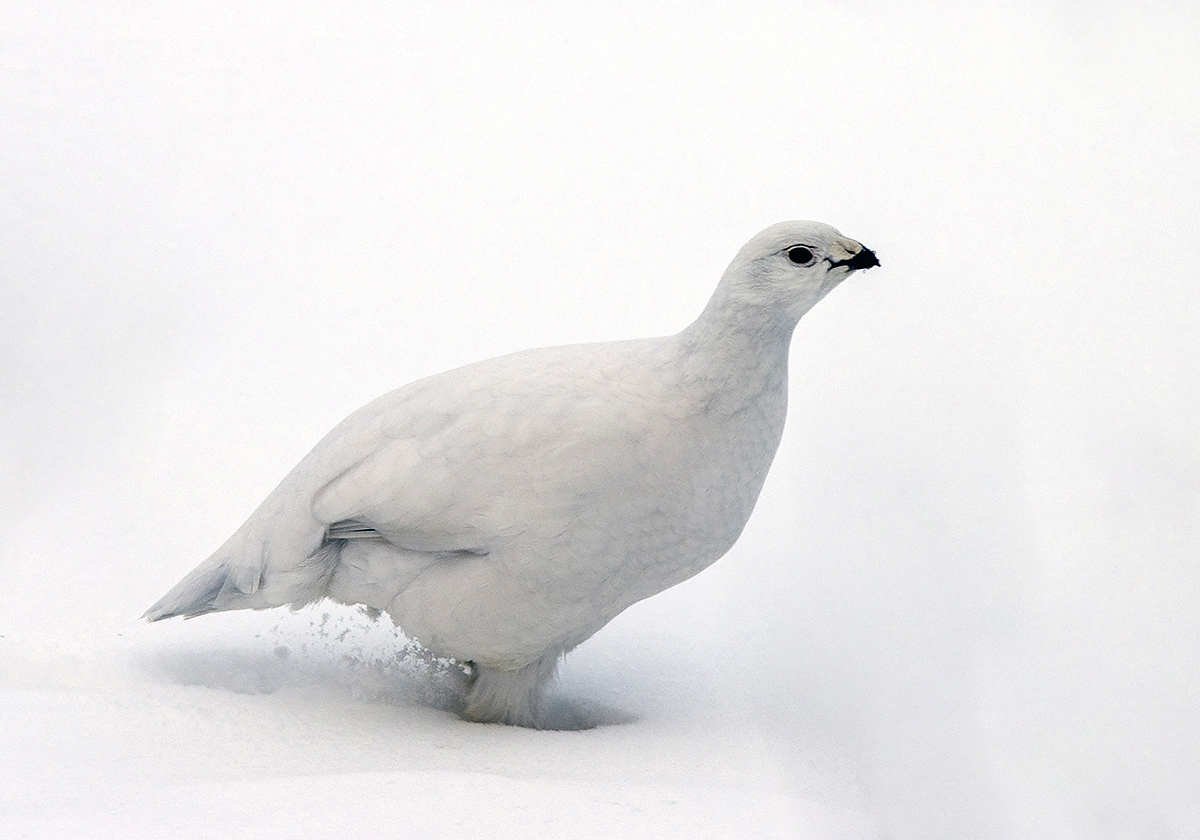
left=493, top=374, right=788, bottom=608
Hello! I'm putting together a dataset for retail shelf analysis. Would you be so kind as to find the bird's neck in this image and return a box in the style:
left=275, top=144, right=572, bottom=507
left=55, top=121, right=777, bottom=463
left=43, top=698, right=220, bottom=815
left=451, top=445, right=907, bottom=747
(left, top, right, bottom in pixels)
left=673, top=283, right=798, bottom=414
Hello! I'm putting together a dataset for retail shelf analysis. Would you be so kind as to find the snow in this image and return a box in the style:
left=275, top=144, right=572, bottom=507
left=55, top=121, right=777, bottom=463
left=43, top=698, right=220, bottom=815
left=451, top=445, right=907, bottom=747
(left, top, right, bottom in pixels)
left=2, top=2, right=1199, bottom=838
left=2, top=608, right=873, bottom=839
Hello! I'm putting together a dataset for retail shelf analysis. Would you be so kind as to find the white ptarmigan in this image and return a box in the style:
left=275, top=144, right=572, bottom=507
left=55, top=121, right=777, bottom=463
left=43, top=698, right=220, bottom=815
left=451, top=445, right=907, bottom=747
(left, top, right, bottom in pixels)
left=145, top=221, right=879, bottom=727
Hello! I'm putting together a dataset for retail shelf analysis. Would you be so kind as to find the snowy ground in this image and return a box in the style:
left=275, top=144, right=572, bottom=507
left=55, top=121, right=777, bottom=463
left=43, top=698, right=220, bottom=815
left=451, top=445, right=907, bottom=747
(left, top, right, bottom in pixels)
left=2, top=2, right=1199, bottom=838
left=1, top=603, right=875, bottom=840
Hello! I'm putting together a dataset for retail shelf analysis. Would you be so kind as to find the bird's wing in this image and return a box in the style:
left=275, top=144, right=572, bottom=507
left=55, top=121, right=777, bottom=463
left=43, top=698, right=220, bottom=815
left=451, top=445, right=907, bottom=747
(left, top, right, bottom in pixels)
left=309, top=341, right=680, bottom=553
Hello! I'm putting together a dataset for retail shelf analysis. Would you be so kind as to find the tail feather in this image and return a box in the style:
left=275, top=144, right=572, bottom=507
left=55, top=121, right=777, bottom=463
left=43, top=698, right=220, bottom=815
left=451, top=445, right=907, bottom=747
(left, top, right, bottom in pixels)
left=146, top=468, right=342, bottom=621
left=144, top=541, right=341, bottom=622
left=143, top=559, right=248, bottom=621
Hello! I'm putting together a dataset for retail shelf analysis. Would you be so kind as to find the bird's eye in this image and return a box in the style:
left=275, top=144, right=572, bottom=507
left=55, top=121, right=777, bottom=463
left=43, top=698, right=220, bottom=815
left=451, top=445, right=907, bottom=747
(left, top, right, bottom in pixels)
left=787, top=246, right=815, bottom=265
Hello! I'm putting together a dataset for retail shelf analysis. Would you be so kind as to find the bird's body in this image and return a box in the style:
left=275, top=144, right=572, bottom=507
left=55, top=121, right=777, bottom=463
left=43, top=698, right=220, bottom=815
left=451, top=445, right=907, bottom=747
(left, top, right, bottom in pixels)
left=146, top=221, right=878, bottom=727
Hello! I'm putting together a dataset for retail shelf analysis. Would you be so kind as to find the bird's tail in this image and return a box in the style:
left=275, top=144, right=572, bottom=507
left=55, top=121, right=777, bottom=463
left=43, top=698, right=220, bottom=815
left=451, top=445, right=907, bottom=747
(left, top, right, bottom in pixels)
left=142, top=547, right=265, bottom=621
left=144, top=510, right=338, bottom=622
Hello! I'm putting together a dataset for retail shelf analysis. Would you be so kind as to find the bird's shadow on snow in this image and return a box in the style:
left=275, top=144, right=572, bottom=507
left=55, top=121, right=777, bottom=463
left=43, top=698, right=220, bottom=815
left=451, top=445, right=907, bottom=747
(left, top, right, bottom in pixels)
left=134, top=605, right=637, bottom=731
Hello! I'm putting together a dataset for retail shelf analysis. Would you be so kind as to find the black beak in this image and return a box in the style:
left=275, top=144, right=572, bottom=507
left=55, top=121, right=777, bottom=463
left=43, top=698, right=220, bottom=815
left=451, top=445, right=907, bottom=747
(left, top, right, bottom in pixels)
left=830, top=247, right=880, bottom=271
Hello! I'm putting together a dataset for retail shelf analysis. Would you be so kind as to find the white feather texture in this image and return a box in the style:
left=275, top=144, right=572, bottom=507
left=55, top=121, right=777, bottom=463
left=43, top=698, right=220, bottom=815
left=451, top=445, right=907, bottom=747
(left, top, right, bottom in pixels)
left=145, top=221, right=879, bottom=727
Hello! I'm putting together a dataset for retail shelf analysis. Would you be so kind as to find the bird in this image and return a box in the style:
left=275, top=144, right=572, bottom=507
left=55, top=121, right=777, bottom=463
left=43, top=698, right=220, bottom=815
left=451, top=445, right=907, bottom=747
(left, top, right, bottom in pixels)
left=145, top=221, right=879, bottom=727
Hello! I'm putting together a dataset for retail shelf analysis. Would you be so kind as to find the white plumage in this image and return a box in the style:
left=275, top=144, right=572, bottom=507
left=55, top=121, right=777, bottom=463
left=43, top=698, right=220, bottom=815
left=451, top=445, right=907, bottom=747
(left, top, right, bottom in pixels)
left=145, top=221, right=879, bottom=727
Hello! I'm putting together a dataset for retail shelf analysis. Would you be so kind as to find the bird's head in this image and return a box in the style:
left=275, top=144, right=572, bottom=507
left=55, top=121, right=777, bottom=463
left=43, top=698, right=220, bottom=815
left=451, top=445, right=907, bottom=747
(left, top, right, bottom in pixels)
left=718, top=220, right=879, bottom=323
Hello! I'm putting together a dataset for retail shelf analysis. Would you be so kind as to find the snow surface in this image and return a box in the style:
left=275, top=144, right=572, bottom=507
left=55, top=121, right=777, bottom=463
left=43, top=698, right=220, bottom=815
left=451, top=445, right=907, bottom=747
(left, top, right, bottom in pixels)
left=2, top=2, right=1199, bottom=838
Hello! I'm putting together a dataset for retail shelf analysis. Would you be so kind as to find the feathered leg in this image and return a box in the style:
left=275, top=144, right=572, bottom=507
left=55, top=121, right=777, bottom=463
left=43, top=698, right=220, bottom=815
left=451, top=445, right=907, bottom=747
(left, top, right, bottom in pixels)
left=463, top=655, right=560, bottom=728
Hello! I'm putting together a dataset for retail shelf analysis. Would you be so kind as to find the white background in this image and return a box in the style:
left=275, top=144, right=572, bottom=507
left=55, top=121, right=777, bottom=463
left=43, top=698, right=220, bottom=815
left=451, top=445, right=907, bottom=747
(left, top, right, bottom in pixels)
left=2, top=2, right=1197, bottom=838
